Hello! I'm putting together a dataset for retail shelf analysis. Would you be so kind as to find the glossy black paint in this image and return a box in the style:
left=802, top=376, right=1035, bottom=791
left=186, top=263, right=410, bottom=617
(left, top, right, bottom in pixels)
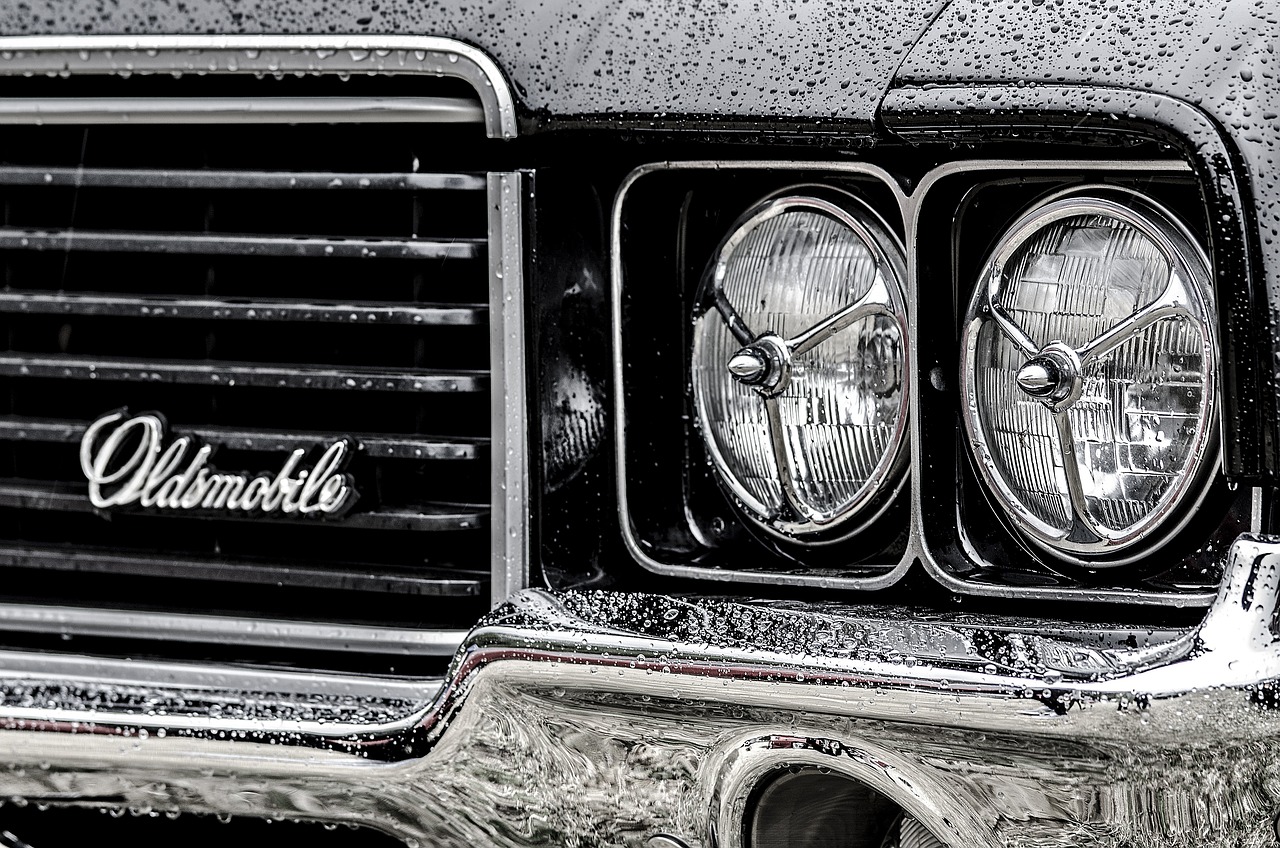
left=528, top=168, right=613, bottom=590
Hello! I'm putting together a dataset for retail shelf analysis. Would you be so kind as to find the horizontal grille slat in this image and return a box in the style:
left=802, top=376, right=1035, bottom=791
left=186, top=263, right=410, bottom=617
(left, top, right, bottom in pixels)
left=0, top=166, right=486, bottom=192
left=0, top=95, right=487, bottom=125
left=0, top=545, right=488, bottom=596
left=0, top=480, right=487, bottom=531
left=0, top=229, right=485, bottom=260
left=0, top=415, right=486, bottom=461
left=0, top=292, right=487, bottom=326
left=0, top=354, right=488, bottom=393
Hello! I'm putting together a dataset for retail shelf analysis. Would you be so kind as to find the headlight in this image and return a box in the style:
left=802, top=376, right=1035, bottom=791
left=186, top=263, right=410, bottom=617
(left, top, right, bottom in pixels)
left=961, top=190, right=1218, bottom=561
left=690, top=190, right=909, bottom=538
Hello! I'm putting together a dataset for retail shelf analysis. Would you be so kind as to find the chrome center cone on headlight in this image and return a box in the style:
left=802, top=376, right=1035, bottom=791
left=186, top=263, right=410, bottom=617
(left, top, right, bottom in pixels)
left=960, top=189, right=1219, bottom=562
left=690, top=190, right=910, bottom=539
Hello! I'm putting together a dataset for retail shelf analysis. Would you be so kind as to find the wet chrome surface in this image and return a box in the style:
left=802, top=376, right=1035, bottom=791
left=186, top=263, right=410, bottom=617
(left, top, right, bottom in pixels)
left=0, top=35, right=517, bottom=138
left=0, top=534, right=1277, bottom=845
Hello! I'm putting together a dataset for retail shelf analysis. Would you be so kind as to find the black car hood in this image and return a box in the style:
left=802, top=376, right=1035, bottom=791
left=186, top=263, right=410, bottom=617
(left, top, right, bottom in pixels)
left=0, top=0, right=951, bottom=133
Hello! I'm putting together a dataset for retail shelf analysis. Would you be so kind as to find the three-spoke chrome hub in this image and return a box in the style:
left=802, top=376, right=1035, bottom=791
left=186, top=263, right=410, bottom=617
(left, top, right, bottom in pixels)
left=1014, top=341, right=1084, bottom=412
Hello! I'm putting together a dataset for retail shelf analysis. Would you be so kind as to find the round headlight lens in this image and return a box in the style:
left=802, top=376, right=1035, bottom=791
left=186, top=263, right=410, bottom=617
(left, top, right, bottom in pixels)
left=961, top=191, right=1218, bottom=560
left=691, top=191, right=909, bottom=538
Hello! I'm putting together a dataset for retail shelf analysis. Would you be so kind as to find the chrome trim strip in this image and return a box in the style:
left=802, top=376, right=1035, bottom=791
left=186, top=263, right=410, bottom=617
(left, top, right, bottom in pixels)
left=611, top=160, right=916, bottom=591
left=0, top=545, right=487, bottom=598
left=0, top=292, right=487, bottom=327
left=0, top=228, right=485, bottom=259
left=0, top=353, right=488, bottom=393
left=614, top=158, right=1210, bottom=604
left=0, top=96, right=485, bottom=125
left=0, top=604, right=468, bottom=655
left=0, top=480, right=486, bottom=531
left=0, top=165, right=487, bottom=191
left=0, top=34, right=518, bottom=138
left=0, top=415, right=486, bottom=461
left=0, top=649, right=438, bottom=704
left=489, top=172, right=531, bottom=606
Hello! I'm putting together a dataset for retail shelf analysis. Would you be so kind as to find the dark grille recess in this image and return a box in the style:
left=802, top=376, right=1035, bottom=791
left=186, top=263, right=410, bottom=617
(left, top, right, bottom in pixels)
left=0, top=122, right=496, bottom=635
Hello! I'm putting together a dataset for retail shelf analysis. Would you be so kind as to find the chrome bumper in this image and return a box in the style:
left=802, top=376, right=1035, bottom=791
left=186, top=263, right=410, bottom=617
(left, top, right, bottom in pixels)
left=2, top=536, right=1280, bottom=847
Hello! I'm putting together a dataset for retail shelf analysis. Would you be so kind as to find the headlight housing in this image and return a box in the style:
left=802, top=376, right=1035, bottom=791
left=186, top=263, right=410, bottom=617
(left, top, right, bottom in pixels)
left=690, top=190, right=910, bottom=538
left=960, top=189, right=1218, bottom=562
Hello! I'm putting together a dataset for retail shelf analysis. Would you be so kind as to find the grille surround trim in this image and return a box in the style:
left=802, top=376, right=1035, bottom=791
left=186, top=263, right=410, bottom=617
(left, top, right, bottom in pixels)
left=0, top=34, right=518, bottom=138
left=0, top=35, right=528, bottom=651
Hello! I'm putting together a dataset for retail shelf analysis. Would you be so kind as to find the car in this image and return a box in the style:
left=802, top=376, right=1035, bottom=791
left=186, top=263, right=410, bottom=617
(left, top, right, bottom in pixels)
left=0, top=1, right=1275, bottom=846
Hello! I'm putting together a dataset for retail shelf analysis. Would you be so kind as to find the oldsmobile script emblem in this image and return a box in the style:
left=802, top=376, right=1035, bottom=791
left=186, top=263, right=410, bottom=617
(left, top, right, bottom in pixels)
left=79, top=411, right=357, bottom=518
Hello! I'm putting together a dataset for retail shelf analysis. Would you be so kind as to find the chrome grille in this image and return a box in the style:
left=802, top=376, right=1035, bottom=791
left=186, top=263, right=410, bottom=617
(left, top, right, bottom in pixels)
left=0, top=115, right=510, bottom=647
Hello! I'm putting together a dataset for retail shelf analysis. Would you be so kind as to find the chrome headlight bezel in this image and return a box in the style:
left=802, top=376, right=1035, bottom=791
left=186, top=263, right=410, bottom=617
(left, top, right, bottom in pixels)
left=690, top=187, right=911, bottom=541
left=959, top=187, right=1220, bottom=564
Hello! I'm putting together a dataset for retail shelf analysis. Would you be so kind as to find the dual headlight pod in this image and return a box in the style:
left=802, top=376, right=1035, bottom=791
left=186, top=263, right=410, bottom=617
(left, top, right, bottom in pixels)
left=690, top=191, right=910, bottom=538
left=692, top=185, right=1218, bottom=562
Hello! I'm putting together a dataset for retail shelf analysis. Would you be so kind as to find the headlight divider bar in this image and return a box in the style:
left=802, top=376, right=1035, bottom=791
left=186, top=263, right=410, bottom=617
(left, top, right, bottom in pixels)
left=489, top=171, right=532, bottom=607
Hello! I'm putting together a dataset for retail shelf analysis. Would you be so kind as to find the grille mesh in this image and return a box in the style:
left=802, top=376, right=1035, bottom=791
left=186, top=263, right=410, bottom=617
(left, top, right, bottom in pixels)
left=0, top=120, right=497, bottom=633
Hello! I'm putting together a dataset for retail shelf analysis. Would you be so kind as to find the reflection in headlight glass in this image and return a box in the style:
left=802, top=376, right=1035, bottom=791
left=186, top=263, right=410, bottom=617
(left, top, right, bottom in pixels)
left=970, top=209, right=1212, bottom=548
left=691, top=204, right=906, bottom=531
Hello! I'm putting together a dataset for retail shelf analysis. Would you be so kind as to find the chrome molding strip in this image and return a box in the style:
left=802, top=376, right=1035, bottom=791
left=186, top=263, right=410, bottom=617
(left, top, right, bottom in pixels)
left=0, top=228, right=486, bottom=259
left=0, top=34, right=518, bottom=138
left=0, top=534, right=1275, bottom=844
left=614, top=158, right=1221, bottom=605
left=0, top=603, right=468, bottom=656
left=611, top=160, right=915, bottom=591
left=0, top=649, right=439, bottom=705
left=488, top=172, right=531, bottom=607
left=0, top=96, right=485, bottom=125
left=0, top=292, right=487, bottom=327
left=0, top=165, right=488, bottom=191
